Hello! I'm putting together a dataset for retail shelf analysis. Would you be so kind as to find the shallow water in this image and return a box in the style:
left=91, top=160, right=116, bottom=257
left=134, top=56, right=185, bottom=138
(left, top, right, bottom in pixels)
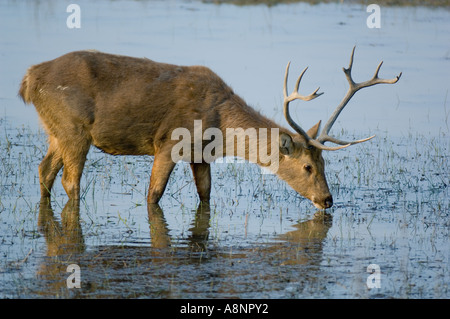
left=0, top=0, right=449, bottom=299
left=0, top=126, right=448, bottom=298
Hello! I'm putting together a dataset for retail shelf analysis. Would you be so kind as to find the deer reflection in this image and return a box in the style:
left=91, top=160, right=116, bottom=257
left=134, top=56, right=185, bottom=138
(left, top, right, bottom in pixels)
left=39, top=201, right=331, bottom=264
left=37, top=199, right=332, bottom=297
left=270, top=211, right=332, bottom=265
left=147, top=203, right=171, bottom=249
left=147, top=204, right=332, bottom=266
left=147, top=202, right=211, bottom=252
left=37, top=198, right=85, bottom=295
left=38, top=198, right=85, bottom=257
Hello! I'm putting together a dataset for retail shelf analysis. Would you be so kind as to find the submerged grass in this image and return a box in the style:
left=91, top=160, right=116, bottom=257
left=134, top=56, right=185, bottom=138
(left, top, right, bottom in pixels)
left=0, top=119, right=448, bottom=298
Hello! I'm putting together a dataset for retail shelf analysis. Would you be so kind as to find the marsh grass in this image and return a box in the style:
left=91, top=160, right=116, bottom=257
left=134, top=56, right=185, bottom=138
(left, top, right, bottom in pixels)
left=0, top=120, right=448, bottom=298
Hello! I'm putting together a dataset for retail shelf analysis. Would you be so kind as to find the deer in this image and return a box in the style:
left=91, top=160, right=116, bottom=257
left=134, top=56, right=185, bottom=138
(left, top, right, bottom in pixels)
left=19, top=47, right=401, bottom=210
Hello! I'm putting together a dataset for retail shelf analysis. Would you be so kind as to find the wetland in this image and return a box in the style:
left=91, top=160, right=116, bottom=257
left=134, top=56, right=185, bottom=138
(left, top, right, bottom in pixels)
left=0, top=0, right=449, bottom=298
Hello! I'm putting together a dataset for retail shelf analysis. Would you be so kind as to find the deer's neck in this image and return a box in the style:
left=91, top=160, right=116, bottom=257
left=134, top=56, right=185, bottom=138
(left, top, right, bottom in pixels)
left=217, top=95, right=288, bottom=168
left=219, top=95, right=281, bottom=131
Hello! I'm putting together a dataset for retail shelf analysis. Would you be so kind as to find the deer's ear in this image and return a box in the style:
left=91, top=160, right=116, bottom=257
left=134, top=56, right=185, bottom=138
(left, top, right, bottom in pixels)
left=307, top=120, right=321, bottom=139
left=279, top=132, right=294, bottom=155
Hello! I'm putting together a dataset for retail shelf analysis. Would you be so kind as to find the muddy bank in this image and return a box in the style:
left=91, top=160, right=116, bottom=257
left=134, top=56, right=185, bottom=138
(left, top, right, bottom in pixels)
left=205, top=0, right=450, bottom=7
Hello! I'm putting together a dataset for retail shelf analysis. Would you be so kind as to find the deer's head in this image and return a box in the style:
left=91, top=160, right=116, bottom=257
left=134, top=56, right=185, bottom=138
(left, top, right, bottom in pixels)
left=276, top=122, right=332, bottom=209
left=278, top=47, right=401, bottom=209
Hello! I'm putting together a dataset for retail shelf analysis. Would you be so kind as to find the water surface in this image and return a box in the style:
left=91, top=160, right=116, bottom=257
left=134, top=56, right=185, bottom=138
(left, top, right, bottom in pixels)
left=0, top=0, right=448, bottom=299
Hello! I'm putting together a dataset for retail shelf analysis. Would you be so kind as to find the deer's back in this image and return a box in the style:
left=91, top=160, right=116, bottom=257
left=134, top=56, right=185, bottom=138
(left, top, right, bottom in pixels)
left=21, top=50, right=235, bottom=155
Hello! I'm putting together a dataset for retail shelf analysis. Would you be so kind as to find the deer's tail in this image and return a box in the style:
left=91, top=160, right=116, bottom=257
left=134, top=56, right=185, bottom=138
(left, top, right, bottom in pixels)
left=18, top=69, right=33, bottom=104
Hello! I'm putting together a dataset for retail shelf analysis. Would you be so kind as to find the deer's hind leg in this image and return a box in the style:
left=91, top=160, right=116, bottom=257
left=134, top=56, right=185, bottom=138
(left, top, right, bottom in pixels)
left=39, top=133, right=91, bottom=200
left=59, top=135, right=91, bottom=200
left=39, top=135, right=63, bottom=198
left=37, top=91, right=95, bottom=200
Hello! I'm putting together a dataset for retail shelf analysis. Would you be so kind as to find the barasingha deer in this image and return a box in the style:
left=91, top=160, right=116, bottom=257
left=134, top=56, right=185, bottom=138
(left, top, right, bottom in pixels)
left=19, top=47, right=401, bottom=209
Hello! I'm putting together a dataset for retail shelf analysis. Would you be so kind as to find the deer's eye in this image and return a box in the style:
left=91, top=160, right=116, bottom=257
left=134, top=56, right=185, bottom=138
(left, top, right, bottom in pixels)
left=304, top=164, right=312, bottom=173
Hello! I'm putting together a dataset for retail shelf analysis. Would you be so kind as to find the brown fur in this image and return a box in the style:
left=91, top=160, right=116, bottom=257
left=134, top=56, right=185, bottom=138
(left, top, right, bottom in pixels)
left=19, top=51, right=332, bottom=208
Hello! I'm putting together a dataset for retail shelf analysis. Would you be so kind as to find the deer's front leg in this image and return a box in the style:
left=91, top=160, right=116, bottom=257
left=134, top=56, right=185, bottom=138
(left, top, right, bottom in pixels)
left=148, top=152, right=176, bottom=204
left=190, top=162, right=211, bottom=204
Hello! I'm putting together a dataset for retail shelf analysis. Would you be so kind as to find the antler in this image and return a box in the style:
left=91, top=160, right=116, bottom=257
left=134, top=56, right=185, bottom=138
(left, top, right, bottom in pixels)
left=316, top=46, right=402, bottom=147
left=282, top=46, right=402, bottom=151
left=283, top=63, right=350, bottom=151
